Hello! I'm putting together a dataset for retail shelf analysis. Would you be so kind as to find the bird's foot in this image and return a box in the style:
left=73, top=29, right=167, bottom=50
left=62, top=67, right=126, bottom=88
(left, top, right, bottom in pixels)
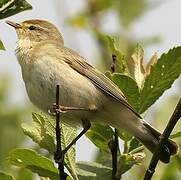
left=48, top=103, right=97, bottom=115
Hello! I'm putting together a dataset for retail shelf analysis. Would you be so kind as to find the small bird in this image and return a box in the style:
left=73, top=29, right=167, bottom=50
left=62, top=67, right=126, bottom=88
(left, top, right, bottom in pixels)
left=6, top=19, right=177, bottom=163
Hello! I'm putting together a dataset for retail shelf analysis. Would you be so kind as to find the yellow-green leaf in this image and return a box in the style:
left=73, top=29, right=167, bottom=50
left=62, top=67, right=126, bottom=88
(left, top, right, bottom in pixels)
left=0, top=172, right=14, bottom=180
left=8, top=148, right=59, bottom=179
left=77, top=161, right=112, bottom=180
left=86, top=124, right=114, bottom=152
left=146, top=52, right=157, bottom=75
left=0, top=40, right=5, bottom=50
left=22, top=113, right=78, bottom=180
left=170, top=131, right=181, bottom=139
left=116, top=153, right=145, bottom=178
left=107, top=36, right=127, bottom=73
left=131, top=43, right=145, bottom=88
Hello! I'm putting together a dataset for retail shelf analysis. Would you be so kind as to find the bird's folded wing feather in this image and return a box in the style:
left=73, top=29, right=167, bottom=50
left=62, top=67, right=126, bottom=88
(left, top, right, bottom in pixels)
left=61, top=47, right=141, bottom=118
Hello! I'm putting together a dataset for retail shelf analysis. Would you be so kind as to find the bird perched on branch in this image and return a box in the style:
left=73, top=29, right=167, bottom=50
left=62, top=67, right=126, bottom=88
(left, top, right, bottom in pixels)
left=7, top=19, right=177, bottom=163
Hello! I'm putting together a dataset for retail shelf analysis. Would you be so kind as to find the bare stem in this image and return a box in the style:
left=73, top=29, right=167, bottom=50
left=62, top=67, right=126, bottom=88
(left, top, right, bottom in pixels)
left=111, top=129, right=119, bottom=179
left=144, top=98, right=181, bottom=180
left=55, top=85, right=67, bottom=180
left=110, top=53, right=119, bottom=179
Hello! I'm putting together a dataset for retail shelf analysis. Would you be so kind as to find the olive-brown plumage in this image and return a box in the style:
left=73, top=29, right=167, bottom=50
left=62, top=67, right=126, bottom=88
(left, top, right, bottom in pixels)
left=7, top=19, right=178, bottom=163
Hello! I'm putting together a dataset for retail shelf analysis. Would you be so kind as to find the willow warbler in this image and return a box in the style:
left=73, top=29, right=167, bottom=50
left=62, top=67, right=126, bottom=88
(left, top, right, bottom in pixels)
left=6, top=19, right=177, bottom=163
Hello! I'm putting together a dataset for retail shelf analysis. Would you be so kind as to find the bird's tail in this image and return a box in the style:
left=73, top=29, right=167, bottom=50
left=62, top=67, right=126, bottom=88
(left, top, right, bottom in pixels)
left=135, top=120, right=178, bottom=163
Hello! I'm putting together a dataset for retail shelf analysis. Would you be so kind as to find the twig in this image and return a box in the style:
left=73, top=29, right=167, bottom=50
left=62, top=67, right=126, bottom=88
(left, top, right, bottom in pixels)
left=54, top=85, right=67, bottom=180
left=110, top=53, right=119, bottom=179
left=111, top=129, right=120, bottom=180
left=144, top=98, right=181, bottom=180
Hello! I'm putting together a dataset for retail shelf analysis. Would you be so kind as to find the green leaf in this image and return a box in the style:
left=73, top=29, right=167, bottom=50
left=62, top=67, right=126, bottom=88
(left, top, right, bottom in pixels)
left=0, top=172, right=14, bottom=180
left=0, top=0, right=32, bottom=20
left=117, top=129, right=132, bottom=142
left=22, top=113, right=78, bottom=180
left=16, top=168, right=33, bottom=180
left=86, top=124, right=114, bottom=152
left=170, top=131, right=181, bottom=139
left=107, top=36, right=127, bottom=73
left=22, top=113, right=55, bottom=153
left=116, top=153, right=145, bottom=178
left=0, top=40, right=5, bottom=50
left=161, top=156, right=181, bottom=180
left=95, top=150, right=112, bottom=168
left=105, top=71, right=112, bottom=80
left=77, top=161, right=112, bottom=180
left=139, top=47, right=181, bottom=113
left=8, top=148, right=59, bottom=179
left=175, top=154, right=181, bottom=171
left=112, top=73, right=140, bottom=111
left=128, top=137, right=143, bottom=153
left=60, top=123, right=78, bottom=180
left=105, top=70, right=139, bottom=113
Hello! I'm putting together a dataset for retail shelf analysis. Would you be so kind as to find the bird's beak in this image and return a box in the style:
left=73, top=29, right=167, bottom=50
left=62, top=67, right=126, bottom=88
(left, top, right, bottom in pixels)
left=6, top=20, right=22, bottom=29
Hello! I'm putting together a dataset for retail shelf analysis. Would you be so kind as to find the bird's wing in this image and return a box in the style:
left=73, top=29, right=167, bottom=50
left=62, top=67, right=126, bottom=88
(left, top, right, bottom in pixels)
left=61, top=47, right=141, bottom=118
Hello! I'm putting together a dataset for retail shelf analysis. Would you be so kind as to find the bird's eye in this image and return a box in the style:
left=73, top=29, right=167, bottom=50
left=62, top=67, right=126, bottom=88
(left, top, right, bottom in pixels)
left=29, top=25, right=36, bottom=30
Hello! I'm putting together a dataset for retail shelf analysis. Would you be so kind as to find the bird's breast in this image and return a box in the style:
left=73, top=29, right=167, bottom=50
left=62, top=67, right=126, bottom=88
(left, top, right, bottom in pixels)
left=21, top=55, right=105, bottom=116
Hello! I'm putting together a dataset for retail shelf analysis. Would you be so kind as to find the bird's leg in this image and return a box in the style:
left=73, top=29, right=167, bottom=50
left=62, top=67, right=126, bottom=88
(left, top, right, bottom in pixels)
left=49, top=103, right=96, bottom=115
left=55, top=119, right=91, bottom=163
left=50, top=102, right=95, bottom=163
left=57, top=105, right=94, bottom=113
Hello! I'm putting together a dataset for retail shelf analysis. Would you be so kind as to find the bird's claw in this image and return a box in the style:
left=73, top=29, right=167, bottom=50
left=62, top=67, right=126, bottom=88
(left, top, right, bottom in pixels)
left=48, top=104, right=68, bottom=115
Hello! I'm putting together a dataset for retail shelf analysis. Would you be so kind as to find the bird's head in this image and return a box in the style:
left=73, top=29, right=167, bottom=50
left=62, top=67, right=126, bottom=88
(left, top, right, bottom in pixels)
left=6, top=19, right=64, bottom=45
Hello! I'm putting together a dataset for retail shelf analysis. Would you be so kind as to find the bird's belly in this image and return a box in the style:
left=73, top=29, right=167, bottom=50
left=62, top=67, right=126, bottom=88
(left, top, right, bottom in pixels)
left=23, top=59, right=106, bottom=122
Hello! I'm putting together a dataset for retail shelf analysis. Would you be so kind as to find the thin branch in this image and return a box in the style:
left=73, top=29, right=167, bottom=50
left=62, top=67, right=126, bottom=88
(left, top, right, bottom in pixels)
left=54, top=85, right=68, bottom=180
left=144, top=98, right=181, bottom=180
left=111, top=129, right=120, bottom=180
left=110, top=53, right=119, bottom=179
